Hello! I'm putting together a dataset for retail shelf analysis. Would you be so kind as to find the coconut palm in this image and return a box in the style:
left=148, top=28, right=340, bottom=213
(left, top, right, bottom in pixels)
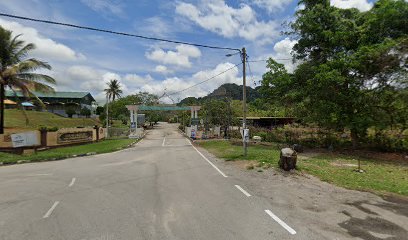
left=104, top=79, right=122, bottom=128
left=0, top=26, right=56, bottom=134
left=104, top=79, right=122, bottom=102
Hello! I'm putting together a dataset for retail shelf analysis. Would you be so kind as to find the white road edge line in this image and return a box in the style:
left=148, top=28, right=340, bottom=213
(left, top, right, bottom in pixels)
left=265, top=209, right=297, bottom=235
left=68, top=178, right=76, bottom=187
left=185, top=138, right=192, bottom=145
left=189, top=139, right=228, bottom=178
left=43, top=201, right=60, bottom=219
left=234, top=185, right=251, bottom=197
left=162, top=137, right=166, bottom=147
left=28, top=173, right=52, bottom=177
left=135, top=139, right=143, bottom=145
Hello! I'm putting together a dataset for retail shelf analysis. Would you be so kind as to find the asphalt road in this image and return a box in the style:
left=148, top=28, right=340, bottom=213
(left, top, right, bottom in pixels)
left=0, top=123, right=339, bottom=239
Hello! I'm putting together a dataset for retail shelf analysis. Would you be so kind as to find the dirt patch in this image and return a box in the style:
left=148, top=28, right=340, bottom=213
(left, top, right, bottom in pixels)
left=339, top=211, right=407, bottom=240
left=226, top=160, right=259, bottom=170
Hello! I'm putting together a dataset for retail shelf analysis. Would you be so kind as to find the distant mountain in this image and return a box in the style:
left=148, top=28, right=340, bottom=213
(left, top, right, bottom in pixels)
left=178, top=83, right=261, bottom=105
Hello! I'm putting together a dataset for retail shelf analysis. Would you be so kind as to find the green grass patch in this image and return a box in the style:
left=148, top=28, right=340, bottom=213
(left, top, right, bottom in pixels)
left=0, top=139, right=136, bottom=164
left=198, top=140, right=408, bottom=196
left=5, top=109, right=99, bottom=131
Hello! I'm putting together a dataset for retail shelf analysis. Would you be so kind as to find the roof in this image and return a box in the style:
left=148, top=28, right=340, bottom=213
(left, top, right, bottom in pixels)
left=4, top=99, right=17, bottom=105
left=21, top=102, right=34, bottom=107
left=5, top=91, right=95, bottom=101
left=238, top=117, right=296, bottom=120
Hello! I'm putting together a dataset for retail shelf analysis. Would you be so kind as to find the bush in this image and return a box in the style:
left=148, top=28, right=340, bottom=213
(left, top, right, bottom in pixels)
left=80, top=107, right=91, bottom=117
left=66, top=107, right=76, bottom=118
left=95, top=106, right=104, bottom=115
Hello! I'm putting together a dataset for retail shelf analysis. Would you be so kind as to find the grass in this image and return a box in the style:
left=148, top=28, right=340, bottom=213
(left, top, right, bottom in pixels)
left=198, top=140, right=408, bottom=196
left=0, top=139, right=136, bottom=165
left=4, top=109, right=100, bottom=132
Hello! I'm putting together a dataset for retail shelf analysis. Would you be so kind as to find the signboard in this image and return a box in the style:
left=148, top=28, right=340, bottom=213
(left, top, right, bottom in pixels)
left=11, top=131, right=39, bottom=148
left=242, top=129, right=250, bottom=143
left=130, top=122, right=136, bottom=129
left=58, top=131, right=93, bottom=144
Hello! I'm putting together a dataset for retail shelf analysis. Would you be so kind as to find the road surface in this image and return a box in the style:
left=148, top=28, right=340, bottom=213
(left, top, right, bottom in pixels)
left=0, top=123, right=379, bottom=239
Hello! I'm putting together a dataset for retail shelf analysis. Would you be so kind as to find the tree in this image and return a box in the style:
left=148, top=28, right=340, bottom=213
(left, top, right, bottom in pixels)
left=109, top=92, right=158, bottom=121
left=104, top=79, right=122, bottom=102
left=95, top=106, right=104, bottom=115
left=104, top=79, right=122, bottom=125
left=80, top=107, right=91, bottom=118
left=0, top=26, right=56, bottom=134
left=263, top=0, right=408, bottom=147
left=66, top=107, right=76, bottom=118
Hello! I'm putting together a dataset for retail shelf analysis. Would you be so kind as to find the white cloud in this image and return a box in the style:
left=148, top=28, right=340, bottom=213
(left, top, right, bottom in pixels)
left=0, top=18, right=85, bottom=62
left=250, top=38, right=298, bottom=77
left=145, top=45, right=201, bottom=68
left=251, top=0, right=294, bottom=13
left=139, top=62, right=241, bottom=103
left=123, top=74, right=153, bottom=86
left=81, top=0, right=124, bottom=15
left=138, top=17, right=173, bottom=38
left=175, top=1, right=279, bottom=44
left=155, top=65, right=174, bottom=74
left=331, top=0, right=373, bottom=11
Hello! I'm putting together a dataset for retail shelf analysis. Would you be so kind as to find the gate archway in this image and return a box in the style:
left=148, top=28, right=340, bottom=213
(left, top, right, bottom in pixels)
left=126, top=105, right=201, bottom=138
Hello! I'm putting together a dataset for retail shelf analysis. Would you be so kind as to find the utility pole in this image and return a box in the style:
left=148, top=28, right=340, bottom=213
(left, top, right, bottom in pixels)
left=242, top=47, right=248, bottom=157
left=105, top=95, right=109, bottom=138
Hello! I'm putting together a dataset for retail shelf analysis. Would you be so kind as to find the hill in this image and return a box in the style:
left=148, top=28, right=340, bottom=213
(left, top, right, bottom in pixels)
left=4, top=109, right=100, bottom=133
left=178, top=83, right=261, bottom=105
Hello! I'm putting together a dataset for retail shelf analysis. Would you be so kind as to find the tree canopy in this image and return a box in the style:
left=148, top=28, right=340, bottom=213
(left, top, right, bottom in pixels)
left=261, top=0, right=408, bottom=146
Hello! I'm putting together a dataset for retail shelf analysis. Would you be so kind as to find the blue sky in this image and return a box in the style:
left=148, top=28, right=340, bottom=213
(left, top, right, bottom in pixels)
left=0, top=0, right=374, bottom=103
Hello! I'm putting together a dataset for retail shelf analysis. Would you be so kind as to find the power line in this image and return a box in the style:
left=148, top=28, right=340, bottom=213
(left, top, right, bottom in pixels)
left=165, top=63, right=242, bottom=98
left=248, top=58, right=292, bottom=63
left=246, top=61, right=259, bottom=87
left=0, top=13, right=241, bottom=52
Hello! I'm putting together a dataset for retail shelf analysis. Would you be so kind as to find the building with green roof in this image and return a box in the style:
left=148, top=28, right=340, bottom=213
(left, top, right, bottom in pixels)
left=5, top=91, right=96, bottom=118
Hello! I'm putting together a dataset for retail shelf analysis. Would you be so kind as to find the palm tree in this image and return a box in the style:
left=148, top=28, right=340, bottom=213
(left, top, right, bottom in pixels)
left=0, top=26, right=56, bottom=134
left=104, top=79, right=122, bottom=129
left=104, top=79, right=122, bottom=102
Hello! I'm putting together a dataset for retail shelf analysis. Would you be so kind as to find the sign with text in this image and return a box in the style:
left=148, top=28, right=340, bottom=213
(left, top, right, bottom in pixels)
left=58, top=131, right=93, bottom=144
left=11, top=131, right=39, bottom=148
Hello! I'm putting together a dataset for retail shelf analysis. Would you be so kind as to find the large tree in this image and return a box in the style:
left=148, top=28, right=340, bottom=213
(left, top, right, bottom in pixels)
left=0, top=26, right=56, bottom=134
left=262, top=0, right=408, bottom=147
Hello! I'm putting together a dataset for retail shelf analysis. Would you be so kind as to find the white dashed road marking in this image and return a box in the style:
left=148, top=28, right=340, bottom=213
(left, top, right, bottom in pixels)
left=68, top=178, right=76, bottom=187
left=265, top=209, right=297, bottom=235
left=234, top=185, right=251, bottom=197
left=43, top=201, right=60, bottom=219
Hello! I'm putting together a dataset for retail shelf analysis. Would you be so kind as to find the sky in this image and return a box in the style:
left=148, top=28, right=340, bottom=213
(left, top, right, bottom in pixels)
left=0, top=0, right=375, bottom=104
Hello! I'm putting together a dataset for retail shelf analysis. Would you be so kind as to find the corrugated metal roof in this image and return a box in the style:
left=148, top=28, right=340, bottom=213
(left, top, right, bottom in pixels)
left=5, top=90, right=95, bottom=101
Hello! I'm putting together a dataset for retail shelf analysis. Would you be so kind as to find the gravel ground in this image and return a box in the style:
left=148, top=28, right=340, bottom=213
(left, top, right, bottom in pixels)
left=198, top=145, right=408, bottom=240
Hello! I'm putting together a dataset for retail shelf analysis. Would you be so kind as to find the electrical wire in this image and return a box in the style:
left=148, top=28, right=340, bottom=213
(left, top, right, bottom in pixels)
left=246, top=60, right=258, bottom=87
left=165, top=63, right=242, bottom=97
left=248, top=58, right=292, bottom=63
left=0, top=13, right=241, bottom=52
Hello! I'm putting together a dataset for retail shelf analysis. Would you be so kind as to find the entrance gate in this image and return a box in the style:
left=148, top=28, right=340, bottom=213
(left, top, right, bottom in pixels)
left=126, top=105, right=201, bottom=138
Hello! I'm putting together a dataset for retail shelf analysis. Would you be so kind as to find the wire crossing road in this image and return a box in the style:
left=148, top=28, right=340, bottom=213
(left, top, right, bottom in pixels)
left=0, top=123, right=312, bottom=240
